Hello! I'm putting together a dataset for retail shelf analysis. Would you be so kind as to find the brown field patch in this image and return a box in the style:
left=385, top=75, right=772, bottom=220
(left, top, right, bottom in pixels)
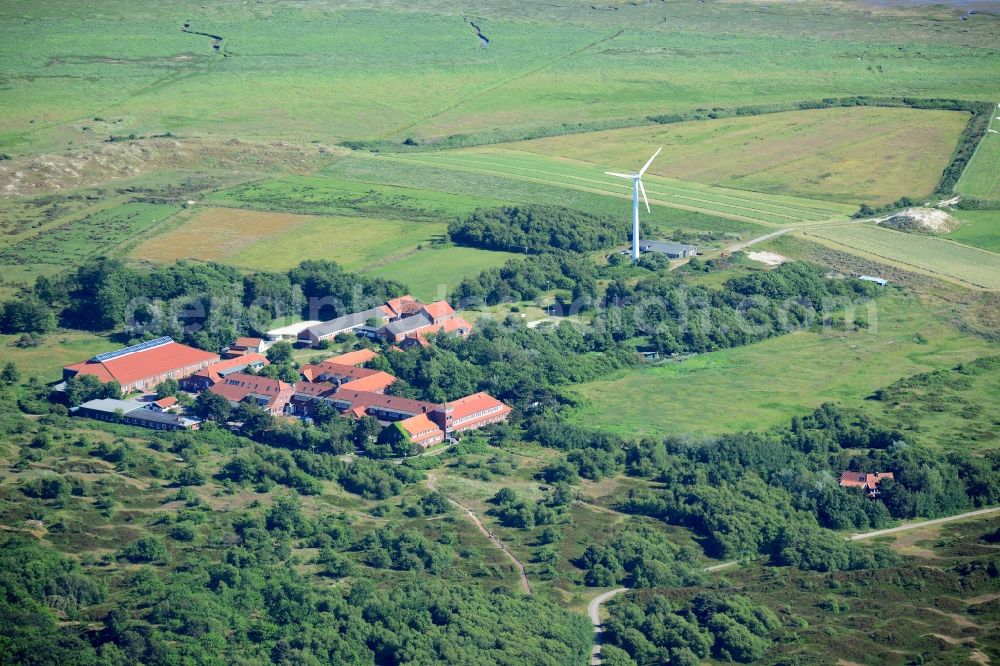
left=131, top=207, right=311, bottom=264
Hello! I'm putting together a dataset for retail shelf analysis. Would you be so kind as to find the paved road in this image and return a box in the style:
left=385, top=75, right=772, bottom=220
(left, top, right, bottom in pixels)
left=427, top=473, right=532, bottom=595
left=848, top=505, right=1000, bottom=541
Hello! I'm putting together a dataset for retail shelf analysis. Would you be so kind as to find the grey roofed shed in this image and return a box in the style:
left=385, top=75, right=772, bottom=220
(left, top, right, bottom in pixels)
left=638, top=240, right=698, bottom=258
left=383, top=314, right=432, bottom=338
left=302, top=306, right=387, bottom=341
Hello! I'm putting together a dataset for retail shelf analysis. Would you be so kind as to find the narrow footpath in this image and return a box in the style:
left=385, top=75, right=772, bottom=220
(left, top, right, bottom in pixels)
left=427, top=473, right=531, bottom=594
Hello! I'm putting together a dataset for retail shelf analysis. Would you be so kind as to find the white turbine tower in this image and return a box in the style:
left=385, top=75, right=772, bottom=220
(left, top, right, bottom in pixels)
left=606, top=147, right=661, bottom=262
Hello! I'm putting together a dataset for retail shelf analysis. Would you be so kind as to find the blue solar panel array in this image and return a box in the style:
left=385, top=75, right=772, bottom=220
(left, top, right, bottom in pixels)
left=92, top=336, right=174, bottom=363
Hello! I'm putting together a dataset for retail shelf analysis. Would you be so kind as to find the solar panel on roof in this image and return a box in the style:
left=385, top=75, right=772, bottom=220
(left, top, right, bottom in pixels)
left=92, top=336, right=173, bottom=362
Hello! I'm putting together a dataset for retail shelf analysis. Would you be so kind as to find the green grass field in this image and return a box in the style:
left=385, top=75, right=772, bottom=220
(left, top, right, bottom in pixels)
left=948, top=209, right=1000, bottom=252
left=364, top=245, right=521, bottom=302
left=800, top=223, right=1000, bottom=290
left=570, top=294, right=995, bottom=436
left=0, top=330, right=116, bottom=383
left=384, top=150, right=855, bottom=226
left=321, top=154, right=768, bottom=238
left=503, top=107, right=968, bottom=204
left=957, top=107, right=1000, bottom=198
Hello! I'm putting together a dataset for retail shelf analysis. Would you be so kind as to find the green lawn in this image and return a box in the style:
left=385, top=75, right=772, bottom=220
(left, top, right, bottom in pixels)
left=947, top=209, right=1000, bottom=252
left=364, top=245, right=521, bottom=302
left=569, top=294, right=995, bottom=436
left=230, top=215, right=448, bottom=273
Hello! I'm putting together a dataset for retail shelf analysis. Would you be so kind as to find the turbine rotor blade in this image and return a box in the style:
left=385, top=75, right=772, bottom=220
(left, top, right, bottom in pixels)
left=638, top=179, right=650, bottom=213
left=604, top=171, right=635, bottom=179
left=638, top=146, right=662, bottom=176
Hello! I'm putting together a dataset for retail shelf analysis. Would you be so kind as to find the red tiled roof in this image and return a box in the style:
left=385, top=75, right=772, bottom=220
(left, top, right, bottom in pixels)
left=209, top=373, right=292, bottom=409
left=191, top=353, right=268, bottom=384
left=421, top=300, right=455, bottom=320
left=399, top=413, right=444, bottom=443
left=293, top=381, right=336, bottom=398
left=340, top=372, right=396, bottom=393
left=447, top=391, right=510, bottom=422
left=328, top=349, right=378, bottom=366
left=153, top=396, right=177, bottom=408
left=384, top=295, right=417, bottom=316
left=329, top=389, right=440, bottom=416
left=299, top=361, right=380, bottom=383
left=839, top=471, right=894, bottom=490
left=234, top=337, right=262, bottom=348
left=65, top=342, right=219, bottom=387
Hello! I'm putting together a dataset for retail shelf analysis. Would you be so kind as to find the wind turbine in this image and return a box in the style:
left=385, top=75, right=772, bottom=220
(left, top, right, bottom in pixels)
left=606, top=147, right=661, bottom=262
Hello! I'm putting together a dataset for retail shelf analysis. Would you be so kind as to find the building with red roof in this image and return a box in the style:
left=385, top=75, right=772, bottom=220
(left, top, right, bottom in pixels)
left=328, top=348, right=378, bottom=367
left=340, top=371, right=397, bottom=393
left=148, top=396, right=178, bottom=412
left=180, top=353, right=268, bottom=392
left=398, top=413, right=445, bottom=449
left=441, top=392, right=512, bottom=433
left=208, top=372, right=294, bottom=415
left=420, top=300, right=455, bottom=323
left=298, top=361, right=389, bottom=387
left=63, top=337, right=219, bottom=394
left=839, top=471, right=895, bottom=497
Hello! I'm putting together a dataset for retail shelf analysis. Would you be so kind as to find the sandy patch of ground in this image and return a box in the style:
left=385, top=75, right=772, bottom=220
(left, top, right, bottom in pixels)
left=878, top=207, right=958, bottom=234
left=746, top=250, right=787, bottom=266
left=0, top=138, right=340, bottom=198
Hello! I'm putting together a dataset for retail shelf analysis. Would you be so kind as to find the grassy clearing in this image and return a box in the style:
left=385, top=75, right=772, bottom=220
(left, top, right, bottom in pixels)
left=364, top=245, right=521, bottom=302
left=383, top=150, right=853, bottom=226
left=503, top=107, right=968, bottom=204
left=957, top=108, right=1000, bottom=198
left=947, top=209, right=1000, bottom=253
left=860, top=355, right=1000, bottom=453
left=233, top=215, right=447, bottom=273
left=569, top=294, right=995, bottom=437
left=800, top=223, right=1000, bottom=290
left=1, top=330, right=116, bottom=383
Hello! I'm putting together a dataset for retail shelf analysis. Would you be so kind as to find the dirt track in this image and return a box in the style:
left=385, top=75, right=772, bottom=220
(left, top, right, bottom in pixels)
left=426, top=473, right=531, bottom=594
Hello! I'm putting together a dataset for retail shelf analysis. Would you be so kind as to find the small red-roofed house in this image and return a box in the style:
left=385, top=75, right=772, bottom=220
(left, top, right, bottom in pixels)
left=839, top=471, right=895, bottom=498
left=147, top=396, right=178, bottom=413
